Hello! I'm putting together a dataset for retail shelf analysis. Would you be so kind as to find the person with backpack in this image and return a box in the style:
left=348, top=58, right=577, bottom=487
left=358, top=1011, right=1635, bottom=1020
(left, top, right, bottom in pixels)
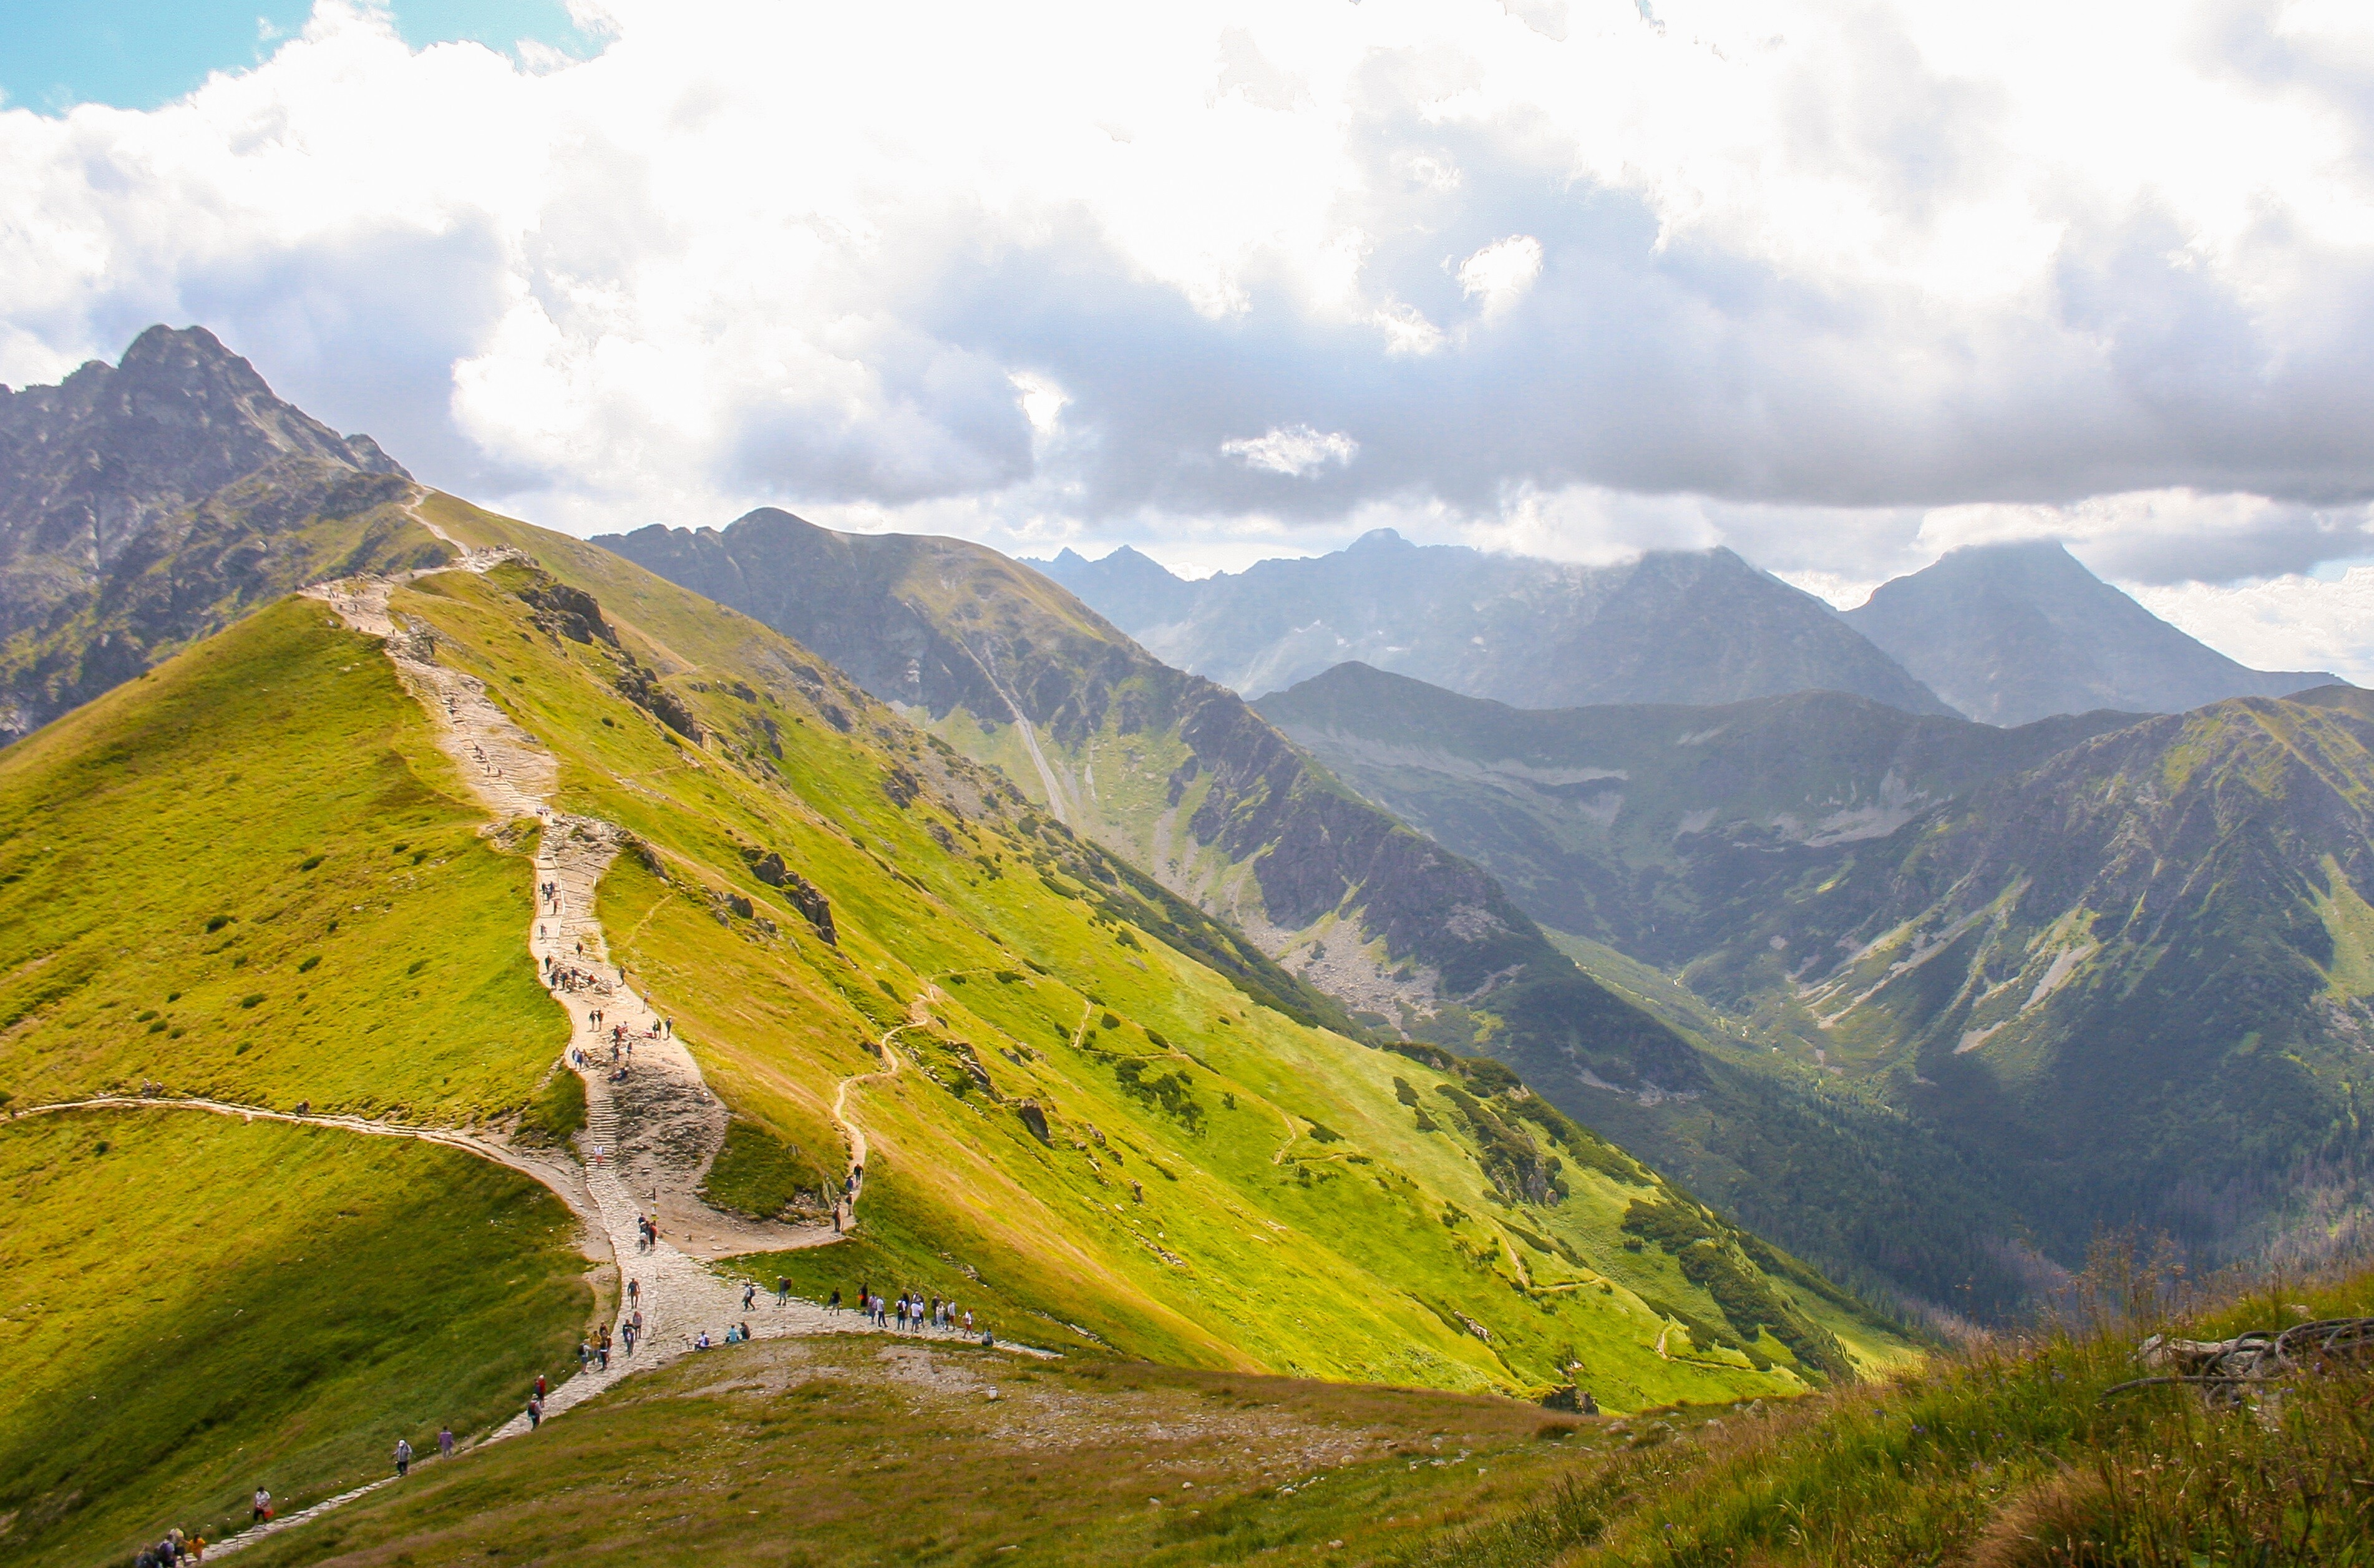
left=251, top=1488, right=272, bottom=1524
left=527, top=1396, right=543, bottom=1429
left=394, top=1438, right=412, bottom=1478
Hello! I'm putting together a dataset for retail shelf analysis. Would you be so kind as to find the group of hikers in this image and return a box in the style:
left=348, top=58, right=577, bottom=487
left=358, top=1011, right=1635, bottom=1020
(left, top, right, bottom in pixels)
left=129, top=1527, right=202, bottom=1564
left=829, top=1281, right=983, bottom=1340
left=158, top=1269, right=1001, bottom=1561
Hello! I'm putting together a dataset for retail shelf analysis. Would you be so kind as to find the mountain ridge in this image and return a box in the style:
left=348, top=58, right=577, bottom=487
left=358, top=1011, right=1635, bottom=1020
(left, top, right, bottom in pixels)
left=1845, top=539, right=2338, bottom=725
left=0, top=326, right=424, bottom=739
left=1035, top=529, right=1956, bottom=715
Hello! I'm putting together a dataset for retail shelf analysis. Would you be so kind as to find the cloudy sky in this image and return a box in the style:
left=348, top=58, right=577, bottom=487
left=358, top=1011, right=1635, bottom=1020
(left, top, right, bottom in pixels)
left=4, top=0, right=2373, bottom=676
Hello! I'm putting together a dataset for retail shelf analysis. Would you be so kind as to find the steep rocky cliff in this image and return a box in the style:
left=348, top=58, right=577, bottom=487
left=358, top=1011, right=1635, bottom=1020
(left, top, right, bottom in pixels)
left=0, top=326, right=420, bottom=739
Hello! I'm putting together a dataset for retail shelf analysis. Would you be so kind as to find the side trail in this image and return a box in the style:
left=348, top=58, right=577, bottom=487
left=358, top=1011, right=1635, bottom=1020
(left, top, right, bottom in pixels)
left=143, top=552, right=982, bottom=1556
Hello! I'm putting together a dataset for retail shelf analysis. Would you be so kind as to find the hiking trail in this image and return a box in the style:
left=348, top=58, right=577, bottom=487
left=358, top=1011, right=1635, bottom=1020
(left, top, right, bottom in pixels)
left=110, top=558, right=1046, bottom=1557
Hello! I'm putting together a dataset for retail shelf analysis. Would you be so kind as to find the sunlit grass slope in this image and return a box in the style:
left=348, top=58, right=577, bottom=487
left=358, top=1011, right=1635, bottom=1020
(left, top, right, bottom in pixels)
left=412, top=495, right=1913, bottom=1400
left=0, top=1108, right=590, bottom=1567
left=1408, top=1260, right=2374, bottom=1567
left=0, top=595, right=561, bottom=1121
left=231, top=1335, right=1609, bottom=1568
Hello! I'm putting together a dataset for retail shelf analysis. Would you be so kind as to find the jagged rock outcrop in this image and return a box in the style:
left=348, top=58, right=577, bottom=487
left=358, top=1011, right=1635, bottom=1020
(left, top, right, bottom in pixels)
left=0, top=326, right=420, bottom=740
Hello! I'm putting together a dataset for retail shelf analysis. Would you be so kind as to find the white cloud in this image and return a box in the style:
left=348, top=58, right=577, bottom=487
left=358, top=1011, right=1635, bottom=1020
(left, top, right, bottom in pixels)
left=2129, top=568, right=2374, bottom=686
left=1456, top=235, right=1543, bottom=316
left=4, top=0, right=2374, bottom=597
left=1221, top=424, right=1360, bottom=477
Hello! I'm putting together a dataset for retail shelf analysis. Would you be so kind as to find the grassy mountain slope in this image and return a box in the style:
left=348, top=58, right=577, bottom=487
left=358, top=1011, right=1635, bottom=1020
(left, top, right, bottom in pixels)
left=1262, top=664, right=2374, bottom=1298
left=226, top=1257, right=2374, bottom=1568
left=599, top=511, right=1721, bottom=1104
left=419, top=493, right=1907, bottom=1395
left=0, top=595, right=559, bottom=1118
left=231, top=1336, right=1622, bottom=1568
left=1258, top=663, right=2134, bottom=966
left=0, top=1109, right=589, bottom=1567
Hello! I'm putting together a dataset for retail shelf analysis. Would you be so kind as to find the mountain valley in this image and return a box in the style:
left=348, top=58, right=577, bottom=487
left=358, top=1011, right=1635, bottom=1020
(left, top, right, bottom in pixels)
left=0, top=332, right=1910, bottom=1564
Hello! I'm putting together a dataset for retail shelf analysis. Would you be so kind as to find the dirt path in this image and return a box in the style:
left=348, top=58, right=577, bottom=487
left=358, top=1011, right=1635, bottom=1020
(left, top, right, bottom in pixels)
left=829, top=994, right=941, bottom=1224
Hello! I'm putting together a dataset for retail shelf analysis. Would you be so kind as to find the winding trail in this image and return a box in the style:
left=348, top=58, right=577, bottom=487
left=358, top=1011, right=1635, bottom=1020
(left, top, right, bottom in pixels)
left=829, top=993, right=944, bottom=1217
left=134, top=559, right=976, bottom=1557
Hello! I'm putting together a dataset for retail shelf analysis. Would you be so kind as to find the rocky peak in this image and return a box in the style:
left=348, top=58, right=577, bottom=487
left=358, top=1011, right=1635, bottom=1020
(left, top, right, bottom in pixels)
left=1846, top=538, right=2339, bottom=724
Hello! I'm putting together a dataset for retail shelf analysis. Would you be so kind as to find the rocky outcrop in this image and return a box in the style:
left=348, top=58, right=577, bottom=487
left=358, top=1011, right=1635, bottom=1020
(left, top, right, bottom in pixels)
left=0, top=324, right=407, bottom=641
left=0, top=326, right=420, bottom=741
left=0, top=457, right=439, bottom=740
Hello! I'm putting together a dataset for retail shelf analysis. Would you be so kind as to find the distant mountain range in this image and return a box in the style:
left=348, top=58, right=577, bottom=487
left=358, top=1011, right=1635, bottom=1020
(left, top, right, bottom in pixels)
left=0, top=326, right=434, bottom=740
left=1843, top=540, right=2337, bottom=725
left=1261, top=660, right=2374, bottom=1273
left=1035, top=529, right=1956, bottom=714
left=1042, top=530, right=2347, bottom=726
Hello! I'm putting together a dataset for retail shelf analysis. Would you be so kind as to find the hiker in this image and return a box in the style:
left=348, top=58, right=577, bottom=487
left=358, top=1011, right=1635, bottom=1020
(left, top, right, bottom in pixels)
left=251, top=1488, right=272, bottom=1523
left=598, top=1332, right=611, bottom=1370
left=576, top=1340, right=590, bottom=1368
left=740, top=1320, right=752, bottom=1342
left=628, top=1275, right=641, bottom=1307
left=828, top=1287, right=841, bottom=1312
left=528, top=1396, right=543, bottom=1429
left=439, top=1424, right=455, bottom=1458
left=696, top=1330, right=712, bottom=1350
left=535, top=1373, right=547, bottom=1400
left=776, top=1276, right=791, bottom=1306
left=394, top=1438, right=412, bottom=1477
left=963, top=1308, right=974, bottom=1335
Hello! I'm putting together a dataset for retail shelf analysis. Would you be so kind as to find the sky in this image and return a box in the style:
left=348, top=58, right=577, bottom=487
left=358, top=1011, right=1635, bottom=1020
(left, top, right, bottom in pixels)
left=3, top=0, right=2373, bottom=677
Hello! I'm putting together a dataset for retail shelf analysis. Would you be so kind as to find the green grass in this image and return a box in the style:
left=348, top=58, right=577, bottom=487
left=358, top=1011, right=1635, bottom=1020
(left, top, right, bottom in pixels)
left=699, top=1117, right=833, bottom=1219
left=1401, top=1255, right=2374, bottom=1567
left=515, top=1063, right=587, bottom=1147
left=0, top=597, right=563, bottom=1122
left=388, top=506, right=1912, bottom=1400
left=0, top=1107, right=592, bottom=1567
left=228, top=1333, right=1612, bottom=1567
